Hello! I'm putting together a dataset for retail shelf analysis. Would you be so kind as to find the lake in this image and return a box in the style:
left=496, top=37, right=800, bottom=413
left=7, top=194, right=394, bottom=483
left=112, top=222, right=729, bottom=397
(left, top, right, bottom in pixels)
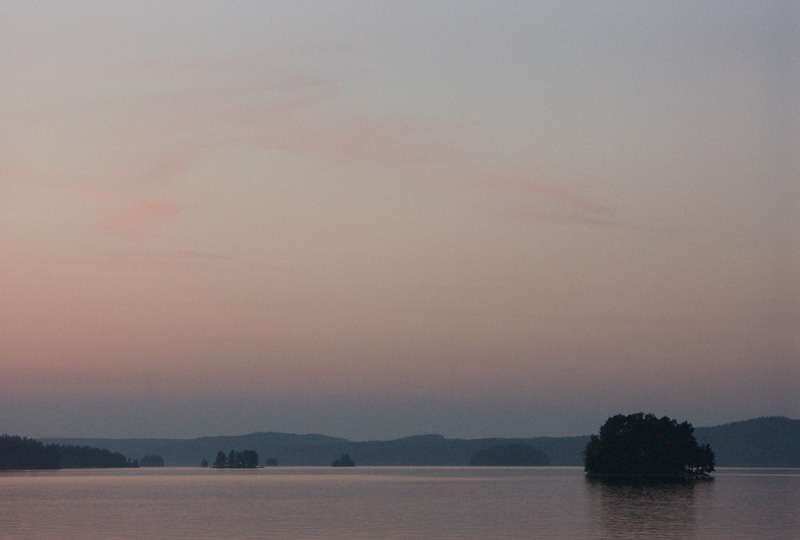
left=1, top=467, right=797, bottom=539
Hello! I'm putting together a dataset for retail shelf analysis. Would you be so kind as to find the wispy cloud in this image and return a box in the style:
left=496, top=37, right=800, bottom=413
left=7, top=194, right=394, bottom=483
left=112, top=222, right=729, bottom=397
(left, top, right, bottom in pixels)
left=249, top=116, right=460, bottom=165
left=5, top=49, right=352, bottom=182
left=6, top=41, right=468, bottom=203
left=57, top=184, right=180, bottom=237
left=445, top=173, right=622, bottom=230
left=463, top=174, right=613, bottom=216
left=502, top=192, right=704, bottom=240
left=98, top=196, right=179, bottom=237
left=10, top=46, right=621, bottom=239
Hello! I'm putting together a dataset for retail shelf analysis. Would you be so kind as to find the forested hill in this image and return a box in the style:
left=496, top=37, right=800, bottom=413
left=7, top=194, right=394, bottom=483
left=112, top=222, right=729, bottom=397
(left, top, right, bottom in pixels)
left=41, top=416, right=799, bottom=467
left=694, top=416, right=800, bottom=467
left=0, top=434, right=137, bottom=470
left=41, top=432, right=588, bottom=467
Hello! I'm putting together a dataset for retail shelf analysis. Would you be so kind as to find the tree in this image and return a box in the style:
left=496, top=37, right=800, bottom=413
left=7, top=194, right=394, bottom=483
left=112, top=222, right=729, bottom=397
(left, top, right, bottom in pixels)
left=48, top=444, right=135, bottom=468
left=212, top=449, right=259, bottom=468
left=0, top=434, right=60, bottom=470
left=1, top=434, right=138, bottom=470
left=331, top=454, right=355, bottom=467
left=691, top=443, right=715, bottom=475
left=238, top=450, right=259, bottom=468
left=584, top=413, right=715, bottom=478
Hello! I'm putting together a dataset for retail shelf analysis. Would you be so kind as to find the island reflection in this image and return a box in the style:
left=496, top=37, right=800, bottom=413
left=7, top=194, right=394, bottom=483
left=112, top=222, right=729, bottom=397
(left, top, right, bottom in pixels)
left=585, top=477, right=714, bottom=539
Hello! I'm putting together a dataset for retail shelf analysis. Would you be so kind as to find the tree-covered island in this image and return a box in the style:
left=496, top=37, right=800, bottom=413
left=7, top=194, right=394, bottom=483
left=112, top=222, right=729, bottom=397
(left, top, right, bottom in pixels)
left=583, top=413, right=715, bottom=479
left=212, top=449, right=259, bottom=468
left=331, top=454, right=355, bottom=467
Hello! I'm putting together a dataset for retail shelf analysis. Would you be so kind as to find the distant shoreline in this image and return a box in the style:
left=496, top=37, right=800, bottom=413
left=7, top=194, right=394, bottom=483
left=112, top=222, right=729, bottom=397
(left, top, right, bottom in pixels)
left=37, top=416, right=799, bottom=469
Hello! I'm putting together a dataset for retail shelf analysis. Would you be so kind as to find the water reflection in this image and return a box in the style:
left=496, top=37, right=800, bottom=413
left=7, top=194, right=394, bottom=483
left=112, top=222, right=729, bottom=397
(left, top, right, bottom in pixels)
left=585, top=477, right=713, bottom=539
left=3, top=468, right=797, bottom=539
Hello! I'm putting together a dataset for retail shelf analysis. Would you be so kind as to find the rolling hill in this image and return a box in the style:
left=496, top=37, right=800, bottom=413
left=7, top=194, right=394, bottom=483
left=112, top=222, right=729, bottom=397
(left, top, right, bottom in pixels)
left=41, top=416, right=799, bottom=468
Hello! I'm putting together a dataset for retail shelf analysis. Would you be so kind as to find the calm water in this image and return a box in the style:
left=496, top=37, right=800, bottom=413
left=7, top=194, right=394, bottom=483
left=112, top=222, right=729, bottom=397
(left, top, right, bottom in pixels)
left=1, top=467, right=798, bottom=539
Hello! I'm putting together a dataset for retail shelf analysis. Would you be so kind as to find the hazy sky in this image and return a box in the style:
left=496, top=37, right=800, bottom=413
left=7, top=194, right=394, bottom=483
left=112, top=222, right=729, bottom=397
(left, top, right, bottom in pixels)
left=2, top=1, right=798, bottom=440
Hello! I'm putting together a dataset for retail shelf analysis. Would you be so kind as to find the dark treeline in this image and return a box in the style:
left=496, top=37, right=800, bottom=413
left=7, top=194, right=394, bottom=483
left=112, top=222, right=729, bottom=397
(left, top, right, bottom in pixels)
left=583, top=413, right=715, bottom=478
left=212, top=449, right=259, bottom=468
left=0, top=435, right=60, bottom=470
left=53, top=444, right=137, bottom=469
left=1, top=434, right=137, bottom=470
left=38, top=416, right=799, bottom=467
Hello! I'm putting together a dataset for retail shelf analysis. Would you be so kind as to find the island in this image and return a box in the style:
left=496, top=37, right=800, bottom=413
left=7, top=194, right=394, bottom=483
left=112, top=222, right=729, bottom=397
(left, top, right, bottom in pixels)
left=583, top=413, right=715, bottom=479
left=212, top=449, right=259, bottom=468
left=469, top=443, right=550, bottom=466
left=331, top=454, right=355, bottom=467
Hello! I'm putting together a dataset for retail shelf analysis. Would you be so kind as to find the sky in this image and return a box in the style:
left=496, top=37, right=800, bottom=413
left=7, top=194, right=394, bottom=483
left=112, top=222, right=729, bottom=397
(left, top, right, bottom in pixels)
left=2, top=1, right=798, bottom=441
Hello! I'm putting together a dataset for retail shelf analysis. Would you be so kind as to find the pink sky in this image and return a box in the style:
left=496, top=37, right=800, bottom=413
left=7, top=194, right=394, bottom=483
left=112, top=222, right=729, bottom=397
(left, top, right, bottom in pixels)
left=1, top=1, right=797, bottom=439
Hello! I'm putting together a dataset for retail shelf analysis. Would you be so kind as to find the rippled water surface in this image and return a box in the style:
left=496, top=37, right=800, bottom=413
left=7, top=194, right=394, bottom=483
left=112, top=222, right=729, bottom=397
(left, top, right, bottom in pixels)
left=1, top=467, right=798, bottom=539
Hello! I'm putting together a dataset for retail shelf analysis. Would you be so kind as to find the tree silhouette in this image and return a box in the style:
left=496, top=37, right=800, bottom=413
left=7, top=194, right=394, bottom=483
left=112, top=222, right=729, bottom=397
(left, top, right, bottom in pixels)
left=584, top=413, right=715, bottom=478
left=1, top=434, right=137, bottom=470
left=211, top=449, right=259, bottom=468
left=0, top=434, right=60, bottom=470
left=331, top=454, right=355, bottom=467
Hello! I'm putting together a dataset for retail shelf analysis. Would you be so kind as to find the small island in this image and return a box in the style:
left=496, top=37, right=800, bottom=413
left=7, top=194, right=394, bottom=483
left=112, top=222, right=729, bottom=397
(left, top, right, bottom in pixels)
left=212, top=449, right=259, bottom=468
left=469, top=443, right=550, bottom=466
left=331, top=454, right=355, bottom=467
left=583, top=413, right=715, bottom=480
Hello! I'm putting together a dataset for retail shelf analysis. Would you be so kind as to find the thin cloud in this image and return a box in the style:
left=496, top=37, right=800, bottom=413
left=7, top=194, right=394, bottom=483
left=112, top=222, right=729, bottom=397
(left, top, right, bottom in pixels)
left=57, top=184, right=180, bottom=237
left=507, top=200, right=707, bottom=242
left=7, top=44, right=464, bottom=197
left=465, top=174, right=613, bottom=216
left=449, top=173, right=619, bottom=230
left=250, top=116, right=461, bottom=165
left=98, top=196, right=179, bottom=237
